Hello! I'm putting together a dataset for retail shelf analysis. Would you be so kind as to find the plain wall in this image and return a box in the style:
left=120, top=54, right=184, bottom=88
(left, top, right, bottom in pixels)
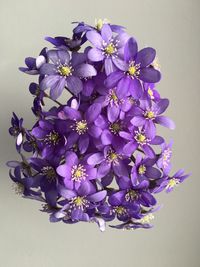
left=0, top=0, right=199, bottom=266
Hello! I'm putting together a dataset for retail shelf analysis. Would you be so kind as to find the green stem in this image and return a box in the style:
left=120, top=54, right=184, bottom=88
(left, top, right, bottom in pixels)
left=43, top=92, right=62, bottom=106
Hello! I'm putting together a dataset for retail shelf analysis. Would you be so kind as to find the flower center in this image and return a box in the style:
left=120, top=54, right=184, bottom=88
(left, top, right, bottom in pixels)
left=58, top=66, right=72, bottom=76
left=71, top=164, right=87, bottom=182
left=114, top=206, right=127, bottom=216
left=12, top=182, right=24, bottom=195
left=105, top=43, right=115, bottom=55
left=107, top=89, right=119, bottom=106
left=145, top=111, right=155, bottom=119
left=109, top=122, right=121, bottom=135
left=125, top=190, right=137, bottom=202
left=106, top=149, right=121, bottom=164
left=140, top=213, right=154, bottom=224
left=96, top=19, right=104, bottom=30
left=147, top=88, right=154, bottom=99
left=162, top=148, right=172, bottom=168
left=75, top=120, right=88, bottom=135
left=128, top=66, right=136, bottom=75
left=127, top=61, right=140, bottom=79
left=70, top=196, right=89, bottom=210
left=135, top=132, right=147, bottom=144
left=138, top=164, right=146, bottom=175
left=166, top=178, right=180, bottom=190
left=44, top=131, right=60, bottom=146
left=41, top=166, right=56, bottom=182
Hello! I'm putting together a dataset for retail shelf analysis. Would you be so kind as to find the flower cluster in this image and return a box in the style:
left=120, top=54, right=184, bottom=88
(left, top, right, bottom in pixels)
left=7, top=20, right=190, bottom=231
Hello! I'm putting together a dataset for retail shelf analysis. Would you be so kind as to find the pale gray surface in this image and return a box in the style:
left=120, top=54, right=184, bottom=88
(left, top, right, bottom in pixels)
left=0, top=0, right=199, bottom=266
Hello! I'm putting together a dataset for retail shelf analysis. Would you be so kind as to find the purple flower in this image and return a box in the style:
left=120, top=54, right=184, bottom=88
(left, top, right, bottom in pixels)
left=58, top=103, right=102, bottom=153
left=56, top=152, right=97, bottom=190
left=19, top=48, right=47, bottom=74
left=8, top=20, right=190, bottom=231
left=131, top=154, right=161, bottom=184
left=143, top=82, right=160, bottom=101
left=9, top=113, right=24, bottom=151
left=56, top=181, right=107, bottom=222
left=153, top=170, right=190, bottom=193
left=157, top=141, right=173, bottom=175
left=131, top=98, right=175, bottom=139
left=87, top=141, right=130, bottom=178
left=39, top=49, right=97, bottom=99
left=105, top=37, right=161, bottom=98
left=119, top=126, right=164, bottom=158
left=95, top=85, right=133, bottom=121
left=73, top=20, right=125, bottom=35
left=31, top=119, right=66, bottom=159
left=8, top=162, right=42, bottom=198
left=116, top=177, right=157, bottom=208
left=86, top=24, right=128, bottom=75
left=29, top=157, right=61, bottom=206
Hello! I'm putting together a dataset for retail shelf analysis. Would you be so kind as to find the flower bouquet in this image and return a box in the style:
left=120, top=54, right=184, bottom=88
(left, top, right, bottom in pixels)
left=7, top=19, right=190, bottom=231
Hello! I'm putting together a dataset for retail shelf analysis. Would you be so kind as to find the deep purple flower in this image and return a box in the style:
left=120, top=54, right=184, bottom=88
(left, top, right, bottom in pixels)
left=8, top=20, right=190, bottom=231
left=23, top=130, right=38, bottom=153
left=105, top=37, right=161, bottom=98
left=131, top=154, right=161, bottom=184
left=45, top=35, right=83, bottom=51
left=87, top=141, right=130, bottom=178
left=57, top=103, right=101, bottom=153
left=28, top=157, right=61, bottom=206
left=157, top=141, right=173, bottom=175
left=95, top=85, right=133, bottom=121
left=19, top=48, right=47, bottom=74
left=31, top=119, right=67, bottom=159
left=55, top=181, right=107, bottom=222
left=86, top=24, right=128, bottom=75
left=39, top=49, right=97, bottom=99
left=8, top=162, right=41, bottom=198
left=73, top=20, right=125, bottom=35
left=119, top=126, right=164, bottom=158
left=153, top=170, right=190, bottom=193
left=9, top=112, right=24, bottom=151
left=56, top=152, right=97, bottom=190
left=116, top=177, right=157, bottom=208
left=143, top=82, right=160, bottom=101
left=131, top=98, right=175, bottom=139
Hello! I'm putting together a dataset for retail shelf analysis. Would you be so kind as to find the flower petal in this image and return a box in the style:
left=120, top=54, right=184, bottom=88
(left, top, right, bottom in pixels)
left=101, top=24, right=112, bottom=42
left=124, top=37, right=138, bottom=62
left=139, top=68, right=161, bottom=83
left=129, top=78, right=143, bottom=99
left=105, top=58, right=115, bottom=75
left=155, top=116, right=175, bottom=129
left=136, top=47, right=156, bottom=68
left=85, top=103, right=102, bottom=124
left=66, top=76, right=83, bottom=95
left=40, top=75, right=58, bottom=91
left=116, top=76, right=130, bottom=98
left=87, top=190, right=107, bottom=202
left=87, top=48, right=104, bottom=62
left=75, top=63, right=97, bottom=77
left=107, top=105, right=120, bottom=123
left=79, top=135, right=89, bottom=154
left=105, top=71, right=124, bottom=88
left=50, top=77, right=66, bottom=100
left=87, top=153, right=104, bottom=165
left=101, top=129, right=113, bottom=145
left=86, top=31, right=103, bottom=48
left=123, top=141, right=138, bottom=155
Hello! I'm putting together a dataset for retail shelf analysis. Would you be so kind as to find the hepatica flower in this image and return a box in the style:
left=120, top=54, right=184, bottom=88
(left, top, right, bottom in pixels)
left=87, top=24, right=128, bottom=75
left=7, top=19, right=190, bottom=231
left=39, top=49, right=97, bottom=99
left=105, top=37, right=161, bottom=99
